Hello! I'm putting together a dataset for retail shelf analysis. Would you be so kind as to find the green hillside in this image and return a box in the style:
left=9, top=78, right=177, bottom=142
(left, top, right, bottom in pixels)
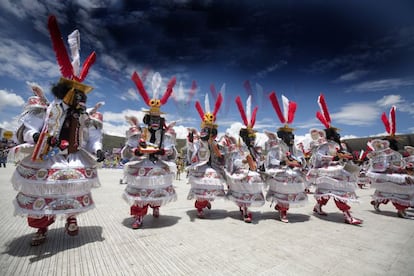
left=102, top=133, right=187, bottom=153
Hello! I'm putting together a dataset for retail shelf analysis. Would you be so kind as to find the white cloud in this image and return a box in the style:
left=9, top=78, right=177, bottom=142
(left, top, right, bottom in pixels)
left=0, top=115, right=20, bottom=131
left=0, top=38, right=59, bottom=80
left=0, top=89, right=25, bottom=110
left=376, top=94, right=414, bottom=115
left=332, top=102, right=379, bottom=126
left=120, top=88, right=140, bottom=101
left=346, top=78, right=414, bottom=93
left=376, top=94, right=403, bottom=106
left=333, top=70, right=369, bottom=83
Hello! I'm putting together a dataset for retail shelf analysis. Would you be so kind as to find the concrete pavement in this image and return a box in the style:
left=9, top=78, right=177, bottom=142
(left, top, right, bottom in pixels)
left=0, top=165, right=413, bottom=275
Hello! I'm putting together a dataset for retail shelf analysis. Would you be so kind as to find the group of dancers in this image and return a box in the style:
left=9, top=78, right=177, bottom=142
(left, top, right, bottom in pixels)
left=186, top=91, right=414, bottom=226
left=9, top=15, right=413, bottom=246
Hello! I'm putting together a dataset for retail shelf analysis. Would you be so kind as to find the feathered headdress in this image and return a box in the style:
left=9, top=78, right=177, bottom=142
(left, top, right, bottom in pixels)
left=24, top=82, right=49, bottom=111
left=381, top=105, right=396, bottom=137
left=48, top=15, right=96, bottom=94
left=125, top=115, right=141, bottom=137
left=269, top=91, right=297, bottom=132
left=131, top=71, right=176, bottom=116
left=195, top=93, right=223, bottom=129
left=235, top=95, right=258, bottom=132
left=87, top=101, right=105, bottom=124
left=316, top=93, right=338, bottom=130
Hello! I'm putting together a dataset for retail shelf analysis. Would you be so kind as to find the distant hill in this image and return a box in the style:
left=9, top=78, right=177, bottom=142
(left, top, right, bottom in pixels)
left=102, top=133, right=414, bottom=154
left=102, top=133, right=187, bottom=154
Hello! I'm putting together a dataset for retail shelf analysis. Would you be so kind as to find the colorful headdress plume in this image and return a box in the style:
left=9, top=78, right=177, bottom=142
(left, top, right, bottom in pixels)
left=316, top=93, right=338, bottom=130
left=269, top=91, right=297, bottom=132
left=381, top=105, right=396, bottom=137
left=87, top=101, right=105, bottom=124
left=48, top=15, right=96, bottom=94
left=195, top=93, right=223, bottom=129
left=131, top=71, right=176, bottom=115
left=235, top=95, right=258, bottom=131
left=125, top=115, right=140, bottom=137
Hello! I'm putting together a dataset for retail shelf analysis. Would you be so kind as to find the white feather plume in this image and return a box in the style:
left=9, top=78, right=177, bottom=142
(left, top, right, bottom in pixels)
left=282, top=94, right=289, bottom=123
left=151, top=72, right=162, bottom=99
left=204, top=94, right=210, bottom=113
left=67, top=30, right=80, bottom=76
left=246, top=95, right=252, bottom=124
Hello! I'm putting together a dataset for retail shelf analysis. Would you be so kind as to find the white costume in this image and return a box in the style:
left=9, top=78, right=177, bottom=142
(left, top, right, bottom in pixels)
left=11, top=16, right=102, bottom=245
left=222, top=95, right=265, bottom=223
left=123, top=71, right=177, bottom=229
left=186, top=93, right=226, bottom=218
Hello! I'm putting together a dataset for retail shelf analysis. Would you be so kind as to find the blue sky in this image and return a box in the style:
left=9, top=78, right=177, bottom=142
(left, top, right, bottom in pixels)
left=0, top=0, right=413, bottom=149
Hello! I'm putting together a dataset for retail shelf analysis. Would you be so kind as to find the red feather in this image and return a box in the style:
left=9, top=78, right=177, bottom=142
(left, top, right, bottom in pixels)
left=161, top=76, right=176, bottom=104
left=381, top=112, right=390, bottom=134
left=195, top=101, right=204, bottom=120
left=76, top=52, right=96, bottom=82
left=188, top=80, right=197, bottom=101
left=235, top=96, right=249, bottom=126
left=269, top=91, right=286, bottom=123
left=318, top=94, right=331, bottom=124
left=243, top=80, right=253, bottom=96
left=48, top=15, right=73, bottom=79
left=250, top=106, right=258, bottom=128
left=213, top=93, right=223, bottom=116
left=316, top=111, right=330, bottom=129
left=287, top=101, right=297, bottom=124
left=390, top=106, right=396, bottom=135
left=360, top=149, right=370, bottom=160
left=131, top=71, right=150, bottom=105
left=210, top=84, right=217, bottom=100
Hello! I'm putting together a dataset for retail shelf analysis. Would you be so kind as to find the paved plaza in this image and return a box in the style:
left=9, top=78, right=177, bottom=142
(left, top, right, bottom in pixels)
left=0, top=165, right=413, bottom=275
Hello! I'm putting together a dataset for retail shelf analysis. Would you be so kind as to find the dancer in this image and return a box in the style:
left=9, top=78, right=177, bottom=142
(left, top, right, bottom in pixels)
left=11, top=15, right=104, bottom=245
left=263, top=92, right=308, bottom=223
left=84, top=101, right=105, bottom=163
left=186, top=93, right=226, bottom=218
left=353, top=149, right=371, bottom=189
left=222, top=95, right=265, bottom=223
left=120, top=116, right=143, bottom=184
left=404, top=146, right=414, bottom=175
left=367, top=106, right=414, bottom=218
left=308, top=94, right=362, bottom=225
left=122, top=71, right=177, bottom=229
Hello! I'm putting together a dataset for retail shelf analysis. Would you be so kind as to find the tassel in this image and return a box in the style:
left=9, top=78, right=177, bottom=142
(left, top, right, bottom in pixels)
left=131, top=71, right=150, bottom=105
left=48, top=15, right=73, bottom=79
left=269, top=91, right=285, bottom=123
left=160, top=76, right=176, bottom=105
left=235, top=96, right=248, bottom=126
